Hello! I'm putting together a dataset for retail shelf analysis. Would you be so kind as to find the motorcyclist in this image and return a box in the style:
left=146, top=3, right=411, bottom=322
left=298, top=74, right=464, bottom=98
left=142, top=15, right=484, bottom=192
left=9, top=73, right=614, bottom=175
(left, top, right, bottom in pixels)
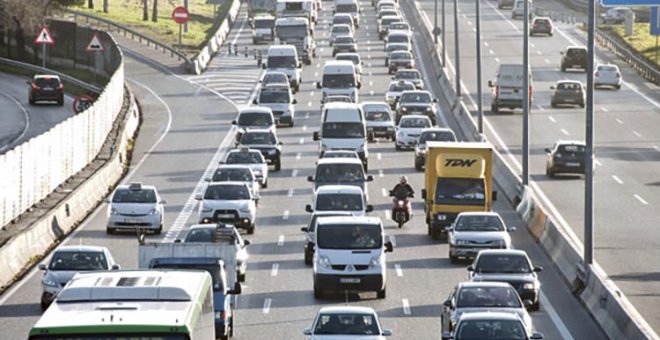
left=390, top=176, right=414, bottom=222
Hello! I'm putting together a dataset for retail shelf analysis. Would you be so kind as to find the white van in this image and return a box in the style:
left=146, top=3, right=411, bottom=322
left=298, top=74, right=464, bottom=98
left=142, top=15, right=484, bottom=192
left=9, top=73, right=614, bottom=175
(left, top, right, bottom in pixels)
left=264, top=45, right=302, bottom=92
left=313, top=216, right=393, bottom=299
left=334, top=0, right=360, bottom=28
left=488, top=63, right=533, bottom=114
left=316, top=60, right=361, bottom=103
left=314, top=103, right=368, bottom=170
left=305, top=185, right=373, bottom=216
left=321, top=102, right=364, bottom=123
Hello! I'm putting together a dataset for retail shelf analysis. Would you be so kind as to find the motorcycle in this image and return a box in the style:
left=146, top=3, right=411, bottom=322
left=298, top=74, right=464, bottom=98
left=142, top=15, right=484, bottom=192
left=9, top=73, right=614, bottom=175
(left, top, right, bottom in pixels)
left=389, top=190, right=413, bottom=228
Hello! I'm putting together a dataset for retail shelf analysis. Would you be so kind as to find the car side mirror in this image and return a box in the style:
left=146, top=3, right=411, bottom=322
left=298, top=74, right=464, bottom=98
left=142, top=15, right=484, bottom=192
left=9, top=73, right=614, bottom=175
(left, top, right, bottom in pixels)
left=195, top=194, right=203, bottom=200
left=443, top=299, right=453, bottom=308
left=366, top=205, right=374, bottom=212
left=218, top=161, right=225, bottom=164
left=111, top=264, right=121, bottom=270
left=174, top=239, right=182, bottom=243
left=303, top=329, right=312, bottom=335
left=492, top=191, right=498, bottom=201
left=262, top=63, right=266, bottom=69
left=382, top=329, right=393, bottom=336
left=544, top=148, right=551, bottom=153
left=467, top=265, right=474, bottom=272
left=316, top=81, right=322, bottom=89
left=204, top=177, right=212, bottom=182
left=160, top=199, right=167, bottom=204
left=530, top=332, right=544, bottom=340
left=313, top=131, right=320, bottom=141
left=549, top=86, right=555, bottom=90
left=421, top=189, right=426, bottom=199
left=301, top=227, right=309, bottom=232
left=560, top=51, right=565, bottom=55
left=104, top=198, right=111, bottom=203
left=292, top=98, right=298, bottom=104
left=488, top=80, right=494, bottom=87
left=433, top=98, right=438, bottom=103
left=357, top=82, right=362, bottom=89
left=384, top=241, right=393, bottom=252
left=391, top=76, right=395, bottom=80
left=366, top=175, right=374, bottom=182
left=298, top=62, right=302, bottom=68
left=508, top=226, right=517, bottom=232
left=307, top=176, right=314, bottom=182
left=444, top=226, right=453, bottom=232
left=278, top=141, right=283, bottom=146
left=243, top=240, right=251, bottom=246
left=388, top=190, right=394, bottom=197
left=38, top=264, right=47, bottom=270
left=305, top=204, right=313, bottom=213
left=229, top=282, right=242, bottom=295
left=533, top=266, right=543, bottom=272
left=232, top=120, right=237, bottom=124
left=252, top=99, right=258, bottom=105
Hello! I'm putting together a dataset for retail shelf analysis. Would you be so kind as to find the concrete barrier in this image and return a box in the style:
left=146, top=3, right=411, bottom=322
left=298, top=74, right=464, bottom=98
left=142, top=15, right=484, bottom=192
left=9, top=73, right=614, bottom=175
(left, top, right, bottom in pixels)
left=192, top=0, right=241, bottom=75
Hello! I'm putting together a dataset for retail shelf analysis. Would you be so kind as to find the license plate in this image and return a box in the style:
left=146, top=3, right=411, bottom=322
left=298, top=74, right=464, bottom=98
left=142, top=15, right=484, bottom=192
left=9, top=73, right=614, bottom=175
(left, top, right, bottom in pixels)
left=566, top=162, right=579, bottom=167
left=123, top=219, right=139, bottom=223
left=340, top=278, right=360, bottom=283
left=217, top=214, right=234, bottom=218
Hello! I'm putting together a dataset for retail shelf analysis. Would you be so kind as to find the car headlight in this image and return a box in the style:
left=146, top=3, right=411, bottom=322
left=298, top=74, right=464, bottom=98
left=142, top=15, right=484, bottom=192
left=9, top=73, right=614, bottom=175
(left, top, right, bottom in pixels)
left=455, top=239, right=469, bottom=245
left=268, top=149, right=276, bottom=155
left=369, top=256, right=382, bottom=268
left=239, top=204, right=252, bottom=213
left=493, top=239, right=506, bottom=247
left=436, top=214, right=447, bottom=221
left=253, top=170, right=262, bottom=176
left=201, top=206, right=213, bottom=213
left=522, top=282, right=536, bottom=290
left=401, top=107, right=408, bottom=112
left=43, top=278, right=59, bottom=287
left=147, top=208, right=158, bottom=216
left=426, top=107, right=432, bottom=111
left=397, top=130, right=404, bottom=137
left=319, top=256, right=332, bottom=268
left=554, top=153, right=562, bottom=159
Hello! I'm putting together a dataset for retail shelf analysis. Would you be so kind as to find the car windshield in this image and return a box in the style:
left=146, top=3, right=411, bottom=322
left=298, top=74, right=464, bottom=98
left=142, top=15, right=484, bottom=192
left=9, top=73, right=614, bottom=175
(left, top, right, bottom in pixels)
left=317, top=224, right=382, bottom=249
left=204, top=185, right=250, bottom=200
left=308, top=213, right=351, bottom=232
left=322, top=74, right=356, bottom=88
left=241, top=132, right=276, bottom=145
left=332, top=26, right=351, bottom=34
left=112, top=189, right=157, bottom=203
left=316, top=164, right=365, bottom=182
left=566, top=48, right=586, bottom=57
left=314, top=313, right=380, bottom=335
left=238, top=112, right=273, bottom=126
left=316, top=193, right=363, bottom=211
left=48, top=251, right=108, bottom=271
left=254, top=19, right=274, bottom=28
left=391, top=52, right=411, bottom=60
left=435, top=178, right=486, bottom=206
left=335, top=37, right=355, bottom=44
left=322, top=122, right=365, bottom=138
left=334, top=17, right=353, bottom=25
left=336, top=55, right=359, bottom=64
left=267, top=55, right=297, bottom=68
left=379, top=11, right=398, bottom=19
left=382, top=17, right=401, bottom=26
left=259, top=89, right=290, bottom=103
left=455, top=319, right=527, bottom=340
left=262, top=73, right=288, bottom=84
left=419, top=131, right=456, bottom=143
left=184, top=228, right=216, bottom=242
left=212, top=168, right=254, bottom=182
left=336, top=4, right=358, bottom=12
left=387, top=44, right=408, bottom=53
left=365, top=109, right=391, bottom=121
left=34, top=77, right=60, bottom=86
left=396, top=71, right=420, bottom=80
left=455, top=215, right=505, bottom=232
left=399, top=117, right=431, bottom=128
left=476, top=254, right=532, bottom=274
left=457, top=286, right=522, bottom=308
left=388, top=35, right=409, bottom=44
left=389, top=82, right=415, bottom=92
left=226, top=152, right=263, bottom=164
left=557, top=82, right=582, bottom=91
left=598, top=65, right=618, bottom=73
left=400, top=92, right=432, bottom=103
left=326, top=96, right=352, bottom=103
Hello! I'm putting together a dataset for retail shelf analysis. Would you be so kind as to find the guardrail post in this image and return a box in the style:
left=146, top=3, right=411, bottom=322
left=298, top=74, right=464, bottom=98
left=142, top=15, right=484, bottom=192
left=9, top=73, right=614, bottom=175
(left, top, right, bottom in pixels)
left=245, top=46, right=248, bottom=58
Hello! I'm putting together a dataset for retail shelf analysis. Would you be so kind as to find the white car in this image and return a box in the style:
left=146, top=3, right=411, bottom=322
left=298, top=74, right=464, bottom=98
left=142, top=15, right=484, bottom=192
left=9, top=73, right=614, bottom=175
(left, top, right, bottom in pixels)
left=224, top=148, right=269, bottom=188
left=253, top=83, right=297, bottom=127
left=183, top=223, right=250, bottom=282
left=259, top=70, right=290, bottom=88
left=393, top=69, right=424, bottom=89
left=320, top=150, right=361, bottom=160
left=385, top=80, right=416, bottom=108
left=447, top=311, right=542, bottom=340
left=206, top=165, right=260, bottom=202
left=106, top=182, right=166, bottom=234
left=330, top=24, right=354, bottom=45
left=362, top=101, right=395, bottom=141
left=305, top=185, right=373, bottom=216
left=388, top=22, right=412, bottom=39
left=594, top=64, right=622, bottom=90
left=395, top=115, right=432, bottom=150
left=196, top=182, right=258, bottom=234
left=447, top=212, right=515, bottom=263
left=232, top=107, right=276, bottom=142
left=304, top=306, right=393, bottom=338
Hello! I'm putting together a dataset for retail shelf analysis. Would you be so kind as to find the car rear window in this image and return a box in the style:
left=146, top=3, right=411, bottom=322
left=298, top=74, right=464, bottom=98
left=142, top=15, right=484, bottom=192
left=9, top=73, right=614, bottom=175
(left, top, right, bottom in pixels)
left=557, top=82, right=582, bottom=90
left=558, top=145, right=585, bottom=153
left=567, top=48, right=586, bottom=57
left=35, top=78, right=60, bottom=86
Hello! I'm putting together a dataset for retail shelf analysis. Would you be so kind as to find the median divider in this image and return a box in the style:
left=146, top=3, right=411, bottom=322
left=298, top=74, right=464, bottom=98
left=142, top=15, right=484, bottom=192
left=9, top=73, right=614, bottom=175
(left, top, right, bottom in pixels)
left=192, top=0, right=241, bottom=75
left=405, top=0, right=659, bottom=338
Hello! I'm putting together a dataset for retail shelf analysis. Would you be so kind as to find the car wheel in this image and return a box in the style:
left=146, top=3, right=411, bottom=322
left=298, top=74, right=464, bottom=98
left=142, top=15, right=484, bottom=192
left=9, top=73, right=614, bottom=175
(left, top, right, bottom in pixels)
left=390, top=134, right=396, bottom=142
left=40, top=299, right=49, bottom=311
left=237, top=270, right=246, bottom=282
left=377, top=288, right=386, bottom=299
left=395, top=144, right=401, bottom=151
left=106, top=227, right=115, bottom=235
left=262, top=180, right=268, bottom=189
left=580, top=103, right=585, bottom=109
left=274, top=158, right=281, bottom=171
left=304, top=251, right=312, bottom=265
left=561, top=65, right=566, bottom=72
left=550, top=102, right=557, bottom=108
left=531, top=299, right=540, bottom=311
left=288, top=120, right=294, bottom=127
left=29, top=98, right=35, bottom=105
left=154, top=224, right=162, bottom=235
left=58, top=96, right=64, bottom=106
left=615, top=84, right=621, bottom=90
left=314, top=286, right=322, bottom=299
left=367, top=132, right=374, bottom=142
left=449, top=254, right=458, bottom=263
left=415, top=159, right=422, bottom=171
left=491, top=104, right=499, bottom=114
left=247, top=224, right=255, bottom=235
left=546, top=167, right=554, bottom=178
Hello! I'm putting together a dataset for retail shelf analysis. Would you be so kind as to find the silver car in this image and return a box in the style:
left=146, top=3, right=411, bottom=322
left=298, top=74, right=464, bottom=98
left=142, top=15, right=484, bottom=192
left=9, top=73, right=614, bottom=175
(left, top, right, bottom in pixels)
left=385, top=80, right=416, bottom=108
left=393, top=69, right=424, bottom=90
left=106, top=182, right=166, bottom=234
left=594, top=64, right=622, bottom=90
left=330, top=24, right=353, bottom=45
left=205, top=165, right=260, bottom=203
left=447, top=212, right=515, bottom=262
left=332, top=35, right=358, bottom=56
left=196, top=182, right=258, bottom=234
left=362, top=101, right=396, bottom=141
left=224, top=148, right=269, bottom=188
left=39, top=245, right=119, bottom=310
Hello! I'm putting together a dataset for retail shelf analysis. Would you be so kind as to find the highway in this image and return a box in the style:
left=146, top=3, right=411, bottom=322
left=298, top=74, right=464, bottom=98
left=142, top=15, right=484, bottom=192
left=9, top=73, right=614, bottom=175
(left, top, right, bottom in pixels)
left=415, top=0, right=660, bottom=330
left=0, top=72, right=75, bottom=153
left=0, top=1, right=609, bottom=339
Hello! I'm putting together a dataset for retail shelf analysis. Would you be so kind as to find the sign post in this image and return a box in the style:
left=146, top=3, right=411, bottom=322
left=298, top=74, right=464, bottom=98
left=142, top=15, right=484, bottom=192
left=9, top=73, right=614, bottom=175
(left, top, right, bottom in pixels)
left=86, top=32, right=105, bottom=84
left=73, top=95, right=94, bottom=114
left=172, top=7, right=190, bottom=51
left=34, top=26, right=55, bottom=68
left=651, top=7, right=660, bottom=63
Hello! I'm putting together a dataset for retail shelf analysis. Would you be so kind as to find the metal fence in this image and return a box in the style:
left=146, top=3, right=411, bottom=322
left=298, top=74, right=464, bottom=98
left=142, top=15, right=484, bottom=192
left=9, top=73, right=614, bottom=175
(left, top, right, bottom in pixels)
left=0, top=29, right=125, bottom=228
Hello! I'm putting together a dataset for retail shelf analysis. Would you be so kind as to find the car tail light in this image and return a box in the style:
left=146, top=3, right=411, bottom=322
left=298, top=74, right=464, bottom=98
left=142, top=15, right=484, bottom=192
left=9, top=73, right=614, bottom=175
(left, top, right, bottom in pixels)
left=31, top=83, right=40, bottom=90
left=57, top=83, right=64, bottom=89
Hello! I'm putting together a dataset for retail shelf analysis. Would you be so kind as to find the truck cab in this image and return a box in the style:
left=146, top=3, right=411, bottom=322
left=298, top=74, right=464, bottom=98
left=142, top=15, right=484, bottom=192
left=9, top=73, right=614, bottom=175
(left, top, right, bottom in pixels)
left=252, top=14, right=276, bottom=44
left=276, top=0, right=317, bottom=25
left=275, top=17, right=316, bottom=65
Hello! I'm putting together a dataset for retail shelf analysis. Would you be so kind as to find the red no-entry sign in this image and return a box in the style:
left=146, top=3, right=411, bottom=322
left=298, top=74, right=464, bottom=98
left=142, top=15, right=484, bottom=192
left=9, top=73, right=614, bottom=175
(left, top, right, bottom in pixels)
left=172, top=7, right=190, bottom=24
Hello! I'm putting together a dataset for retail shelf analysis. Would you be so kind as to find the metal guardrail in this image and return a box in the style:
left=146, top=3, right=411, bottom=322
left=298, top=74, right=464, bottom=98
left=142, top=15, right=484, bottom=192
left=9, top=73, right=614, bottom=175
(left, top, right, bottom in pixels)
left=0, top=57, right=102, bottom=93
left=58, top=8, right=192, bottom=69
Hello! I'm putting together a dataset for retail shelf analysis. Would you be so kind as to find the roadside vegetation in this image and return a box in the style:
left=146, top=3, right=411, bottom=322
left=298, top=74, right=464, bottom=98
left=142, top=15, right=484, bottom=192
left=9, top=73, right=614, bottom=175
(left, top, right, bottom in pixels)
left=609, top=23, right=660, bottom=66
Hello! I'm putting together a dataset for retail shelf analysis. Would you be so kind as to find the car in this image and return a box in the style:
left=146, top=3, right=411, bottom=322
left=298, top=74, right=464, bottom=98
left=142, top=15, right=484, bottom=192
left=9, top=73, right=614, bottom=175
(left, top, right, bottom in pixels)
left=38, top=245, right=120, bottom=310
left=550, top=80, right=585, bottom=108
left=601, top=7, right=632, bottom=25
left=106, top=182, right=166, bottom=234
left=196, top=182, right=257, bottom=234
left=529, top=17, right=553, bottom=36
left=545, top=140, right=586, bottom=177
left=335, top=52, right=363, bottom=82
left=304, top=306, right=393, bottom=338
left=441, top=282, right=533, bottom=335
left=205, top=165, right=260, bottom=201
left=377, top=8, right=400, bottom=21
left=28, top=74, right=64, bottom=105
left=321, top=95, right=354, bottom=112
left=320, top=150, right=361, bottom=160
left=387, top=51, right=415, bottom=74
left=252, top=14, right=276, bottom=44
left=232, top=107, right=276, bottom=142
left=309, top=157, right=374, bottom=193
left=497, top=0, right=515, bottom=9
left=332, top=35, right=358, bottom=56
left=393, top=69, right=424, bottom=89
left=330, top=24, right=354, bottom=45
left=385, top=80, right=416, bottom=108
left=306, top=184, right=372, bottom=214
left=362, top=102, right=396, bottom=141
left=447, top=212, right=515, bottom=262
left=468, top=249, right=543, bottom=311
left=259, top=70, right=290, bottom=88
left=396, top=90, right=438, bottom=124
left=378, top=15, right=404, bottom=39
left=395, top=115, right=432, bottom=150
left=182, top=223, right=250, bottom=282
left=594, top=64, right=622, bottom=90
left=224, top=148, right=269, bottom=188
left=388, top=22, right=412, bottom=39
left=414, top=127, right=457, bottom=170
left=384, top=31, right=411, bottom=52
left=253, top=83, right=297, bottom=126
left=511, top=0, right=532, bottom=20
left=301, top=211, right=352, bottom=265
left=444, top=311, right=543, bottom=340
left=332, top=13, right=355, bottom=31
left=385, top=43, right=412, bottom=65
left=560, top=46, right=587, bottom=72
left=236, top=128, right=283, bottom=171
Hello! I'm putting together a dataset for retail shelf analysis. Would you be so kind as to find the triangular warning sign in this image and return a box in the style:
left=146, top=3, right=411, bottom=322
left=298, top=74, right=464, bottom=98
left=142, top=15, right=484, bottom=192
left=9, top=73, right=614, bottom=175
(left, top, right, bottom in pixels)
left=34, top=26, right=55, bottom=45
left=86, top=33, right=105, bottom=52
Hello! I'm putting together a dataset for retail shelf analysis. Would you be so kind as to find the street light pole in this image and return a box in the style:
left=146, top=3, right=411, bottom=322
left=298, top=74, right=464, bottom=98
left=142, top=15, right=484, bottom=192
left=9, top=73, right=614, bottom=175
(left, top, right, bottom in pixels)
left=522, top=0, right=530, bottom=185
left=434, top=0, right=439, bottom=44
left=584, top=0, right=596, bottom=265
left=476, top=0, right=483, bottom=133
left=453, top=0, right=461, bottom=97
left=442, top=0, right=446, bottom=67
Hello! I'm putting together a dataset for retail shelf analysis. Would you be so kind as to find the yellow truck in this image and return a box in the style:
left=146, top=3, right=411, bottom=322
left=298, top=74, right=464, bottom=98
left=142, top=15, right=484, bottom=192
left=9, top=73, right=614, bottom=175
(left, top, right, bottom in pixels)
left=421, top=141, right=497, bottom=239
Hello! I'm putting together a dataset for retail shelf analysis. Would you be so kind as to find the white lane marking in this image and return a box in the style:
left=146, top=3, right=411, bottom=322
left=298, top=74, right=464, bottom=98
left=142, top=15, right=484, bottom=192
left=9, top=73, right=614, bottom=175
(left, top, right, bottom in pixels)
left=316, top=63, right=321, bottom=68
left=389, top=235, right=396, bottom=247
left=271, top=263, right=279, bottom=276
left=311, top=91, right=315, bottom=97
left=544, top=58, right=550, bottom=64
left=654, top=145, right=660, bottom=152
left=495, top=57, right=500, bottom=63
left=530, top=43, right=535, bottom=48
left=296, top=152, right=302, bottom=160
left=292, top=169, right=298, bottom=177
left=395, top=264, right=403, bottom=277
left=402, top=299, right=411, bottom=315
left=484, top=41, right=489, bottom=47
left=383, top=209, right=390, bottom=220
left=314, top=72, right=318, bottom=77
left=633, top=131, right=641, bottom=137
left=368, top=62, right=372, bottom=67
left=601, top=107, right=609, bottom=112
left=489, top=49, right=494, bottom=55
left=370, top=90, right=374, bottom=96
left=548, top=116, right=556, bottom=123
left=540, top=293, right=575, bottom=340
left=377, top=153, right=382, bottom=160
left=467, top=20, right=472, bottom=26
left=612, top=175, right=623, bottom=185
left=537, top=105, right=545, bottom=111
left=367, top=46, right=371, bottom=52
left=0, top=90, right=30, bottom=153
left=561, top=129, right=569, bottom=136
left=615, top=118, right=623, bottom=124
left=595, top=159, right=603, bottom=167
left=536, top=51, right=542, bottom=56
left=382, top=188, right=387, bottom=197
left=369, top=81, right=374, bottom=87
left=263, top=298, right=272, bottom=314
left=305, top=112, right=310, bottom=119
left=288, top=188, right=294, bottom=197
left=634, top=194, right=649, bottom=205
left=378, top=169, right=384, bottom=178
left=308, top=101, right=312, bottom=107
left=299, top=137, right=305, bottom=144
left=302, top=125, right=308, bottom=131
left=282, top=210, right=290, bottom=220
left=277, top=235, right=285, bottom=246
left=231, top=18, right=247, bottom=45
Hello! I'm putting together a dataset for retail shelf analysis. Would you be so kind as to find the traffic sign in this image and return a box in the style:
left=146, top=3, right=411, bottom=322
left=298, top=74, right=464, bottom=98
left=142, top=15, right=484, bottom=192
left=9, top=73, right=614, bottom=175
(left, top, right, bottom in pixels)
left=73, top=95, right=94, bottom=114
left=601, top=0, right=660, bottom=7
left=651, top=7, right=660, bottom=35
left=172, top=6, right=190, bottom=24
left=85, top=33, right=105, bottom=52
left=34, top=26, right=54, bottom=45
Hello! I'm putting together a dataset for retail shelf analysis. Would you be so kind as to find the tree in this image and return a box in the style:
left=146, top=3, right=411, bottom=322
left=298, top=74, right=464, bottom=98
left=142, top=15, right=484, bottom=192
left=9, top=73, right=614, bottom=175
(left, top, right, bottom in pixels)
left=0, top=0, right=54, bottom=60
left=103, top=0, right=108, bottom=13
left=152, top=0, right=158, bottom=22
left=87, top=0, right=93, bottom=9
left=143, top=0, right=149, bottom=21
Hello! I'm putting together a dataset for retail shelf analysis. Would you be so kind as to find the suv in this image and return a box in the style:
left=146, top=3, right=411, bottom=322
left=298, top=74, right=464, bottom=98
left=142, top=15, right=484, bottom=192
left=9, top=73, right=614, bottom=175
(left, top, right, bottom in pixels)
left=545, top=140, right=586, bottom=177
left=196, top=182, right=257, bottom=234
left=560, top=46, right=587, bottom=72
left=28, top=75, right=64, bottom=106
left=38, top=246, right=120, bottom=309
left=396, top=90, right=438, bottom=124
left=106, top=182, right=166, bottom=234
left=236, top=129, right=283, bottom=171
left=232, top=107, right=276, bottom=142
left=301, top=212, right=352, bottom=264
left=529, top=17, right=553, bottom=36
left=224, top=148, right=269, bottom=188
left=253, top=83, right=297, bottom=127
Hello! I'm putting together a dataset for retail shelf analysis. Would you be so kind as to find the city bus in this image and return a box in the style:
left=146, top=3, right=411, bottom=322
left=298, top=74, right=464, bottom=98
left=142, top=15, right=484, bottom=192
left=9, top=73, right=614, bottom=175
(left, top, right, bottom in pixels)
left=28, top=270, right=214, bottom=339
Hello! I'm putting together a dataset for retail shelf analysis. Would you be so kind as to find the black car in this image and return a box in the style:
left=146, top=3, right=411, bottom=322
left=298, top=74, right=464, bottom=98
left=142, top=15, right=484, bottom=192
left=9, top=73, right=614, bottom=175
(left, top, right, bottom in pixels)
left=468, top=249, right=543, bottom=311
left=560, top=46, right=587, bottom=72
left=545, top=141, right=586, bottom=177
left=550, top=80, right=585, bottom=108
left=28, top=75, right=64, bottom=105
left=237, top=129, right=283, bottom=171
left=396, top=90, right=438, bottom=125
